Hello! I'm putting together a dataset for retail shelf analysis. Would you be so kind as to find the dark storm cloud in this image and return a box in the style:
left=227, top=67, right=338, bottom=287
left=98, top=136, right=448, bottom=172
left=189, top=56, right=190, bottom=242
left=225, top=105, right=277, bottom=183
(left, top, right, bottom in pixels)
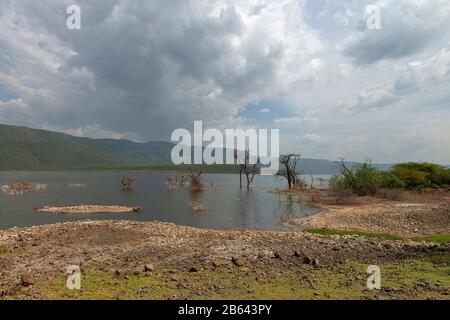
left=0, top=0, right=316, bottom=140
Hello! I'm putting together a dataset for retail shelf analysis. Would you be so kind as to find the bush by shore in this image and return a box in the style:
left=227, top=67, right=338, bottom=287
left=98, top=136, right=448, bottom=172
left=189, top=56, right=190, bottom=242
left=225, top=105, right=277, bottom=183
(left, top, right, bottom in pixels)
left=329, top=161, right=450, bottom=197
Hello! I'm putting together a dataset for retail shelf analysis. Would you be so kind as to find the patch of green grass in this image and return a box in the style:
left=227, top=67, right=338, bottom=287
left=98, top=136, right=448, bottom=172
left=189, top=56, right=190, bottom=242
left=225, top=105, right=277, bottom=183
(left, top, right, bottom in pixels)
left=12, top=267, right=367, bottom=300
left=306, top=229, right=450, bottom=244
left=424, top=254, right=450, bottom=266
left=306, top=229, right=403, bottom=241
left=411, top=234, right=450, bottom=244
left=0, top=246, right=14, bottom=257
left=5, top=254, right=448, bottom=300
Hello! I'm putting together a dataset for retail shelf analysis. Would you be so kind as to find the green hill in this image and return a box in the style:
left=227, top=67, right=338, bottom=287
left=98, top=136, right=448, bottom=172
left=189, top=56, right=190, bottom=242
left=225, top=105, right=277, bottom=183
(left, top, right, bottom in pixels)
left=0, top=124, right=173, bottom=170
left=0, top=124, right=423, bottom=173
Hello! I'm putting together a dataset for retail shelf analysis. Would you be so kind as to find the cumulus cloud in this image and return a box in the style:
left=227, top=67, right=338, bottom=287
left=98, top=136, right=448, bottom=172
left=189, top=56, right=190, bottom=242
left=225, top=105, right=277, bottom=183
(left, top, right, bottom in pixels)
left=343, top=0, right=450, bottom=65
left=0, top=98, right=31, bottom=124
left=303, top=133, right=328, bottom=144
left=274, top=115, right=320, bottom=128
left=335, top=49, right=450, bottom=113
left=1, top=0, right=449, bottom=163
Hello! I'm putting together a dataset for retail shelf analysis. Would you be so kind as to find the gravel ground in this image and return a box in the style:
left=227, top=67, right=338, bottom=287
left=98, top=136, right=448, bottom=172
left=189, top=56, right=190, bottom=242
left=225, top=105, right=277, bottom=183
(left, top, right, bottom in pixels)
left=291, top=190, right=450, bottom=237
left=1, top=220, right=448, bottom=291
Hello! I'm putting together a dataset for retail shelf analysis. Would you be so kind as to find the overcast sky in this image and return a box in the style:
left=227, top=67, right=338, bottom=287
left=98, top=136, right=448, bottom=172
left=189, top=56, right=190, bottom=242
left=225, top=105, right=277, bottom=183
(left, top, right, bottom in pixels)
left=0, top=0, right=449, bottom=163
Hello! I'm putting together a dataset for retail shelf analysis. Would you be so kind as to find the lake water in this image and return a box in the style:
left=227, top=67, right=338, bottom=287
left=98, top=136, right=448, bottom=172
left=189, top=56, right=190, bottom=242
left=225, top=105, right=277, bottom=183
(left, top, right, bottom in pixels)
left=0, top=172, right=328, bottom=231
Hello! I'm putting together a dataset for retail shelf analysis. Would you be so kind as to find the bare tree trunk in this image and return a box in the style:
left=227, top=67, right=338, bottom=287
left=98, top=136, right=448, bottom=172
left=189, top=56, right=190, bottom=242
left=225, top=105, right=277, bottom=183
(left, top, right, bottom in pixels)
left=239, top=166, right=244, bottom=189
left=236, top=150, right=258, bottom=191
left=280, top=154, right=300, bottom=190
left=285, top=163, right=292, bottom=190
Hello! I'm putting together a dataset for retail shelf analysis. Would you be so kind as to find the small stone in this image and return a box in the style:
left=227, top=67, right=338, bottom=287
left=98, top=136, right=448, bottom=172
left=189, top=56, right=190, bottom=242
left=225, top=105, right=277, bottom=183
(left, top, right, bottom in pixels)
left=190, top=266, right=200, bottom=273
left=20, top=273, right=34, bottom=287
left=302, top=256, right=312, bottom=264
left=115, top=269, right=127, bottom=277
left=232, top=257, right=245, bottom=267
left=1, top=286, right=21, bottom=297
left=144, top=263, right=155, bottom=272
left=294, top=250, right=303, bottom=257
left=212, top=258, right=228, bottom=268
left=274, top=252, right=282, bottom=260
left=133, top=268, right=143, bottom=276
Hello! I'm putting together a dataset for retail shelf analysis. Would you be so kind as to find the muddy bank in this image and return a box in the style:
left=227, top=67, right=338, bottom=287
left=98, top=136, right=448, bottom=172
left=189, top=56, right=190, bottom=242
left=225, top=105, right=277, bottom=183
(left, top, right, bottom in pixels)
left=36, top=205, right=140, bottom=214
left=1, top=220, right=448, bottom=292
left=289, top=189, right=450, bottom=237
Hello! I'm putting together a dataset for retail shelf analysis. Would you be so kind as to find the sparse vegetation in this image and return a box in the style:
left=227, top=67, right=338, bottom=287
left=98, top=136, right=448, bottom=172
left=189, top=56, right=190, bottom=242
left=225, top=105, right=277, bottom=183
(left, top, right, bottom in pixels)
left=1, top=181, right=47, bottom=197
left=278, top=154, right=305, bottom=190
left=329, top=160, right=449, bottom=198
left=120, top=176, right=138, bottom=190
left=306, top=229, right=450, bottom=244
left=329, top=160, right=382, bottom=197
left=7, top=254, right=450, bottom=300
left=235, top=150, right=259, bottom=190
left=187, top=170, right=205, bottom=192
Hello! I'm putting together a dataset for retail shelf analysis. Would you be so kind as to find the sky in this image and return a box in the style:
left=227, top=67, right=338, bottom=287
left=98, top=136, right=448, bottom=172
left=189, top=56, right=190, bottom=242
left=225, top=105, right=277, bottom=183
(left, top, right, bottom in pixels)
left=0, top=0, right=449, bottom=163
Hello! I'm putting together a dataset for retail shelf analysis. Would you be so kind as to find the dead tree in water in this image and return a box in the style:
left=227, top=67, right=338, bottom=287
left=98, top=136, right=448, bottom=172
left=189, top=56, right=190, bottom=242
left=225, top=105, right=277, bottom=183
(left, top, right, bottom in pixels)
left=279, top=154, right=301, bottom=190
left=1, top=181, right=34, bottom=197
left=120, top=176, right=138, bottom=190
left=234, top=150, right=244, bottom=189
left=188, top=170, right=205, bottom=192
left=235, top=150, right=259, bottom=191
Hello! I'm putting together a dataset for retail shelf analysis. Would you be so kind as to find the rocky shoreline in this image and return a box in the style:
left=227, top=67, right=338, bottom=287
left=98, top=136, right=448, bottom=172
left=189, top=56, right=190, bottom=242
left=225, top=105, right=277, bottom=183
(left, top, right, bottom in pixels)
left=1, top=189, right=450, bottom=299
left=288, top=189, right=450, bottom=237
left=1, top=219, right=449, bottom=298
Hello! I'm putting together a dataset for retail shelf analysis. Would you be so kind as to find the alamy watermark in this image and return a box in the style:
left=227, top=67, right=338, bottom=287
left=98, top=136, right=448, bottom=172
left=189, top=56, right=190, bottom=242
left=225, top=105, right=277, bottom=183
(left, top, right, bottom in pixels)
left=66, top=265, right=81, bottom=290
left=66, top=5, right=81, bottom=30
left=171, top=121, right=280, bottom=175
left=367, top=265, right=381, bottom=290
left=366, top=4, right=381, bottom=30
left=65, top=4, right=380, bottom=31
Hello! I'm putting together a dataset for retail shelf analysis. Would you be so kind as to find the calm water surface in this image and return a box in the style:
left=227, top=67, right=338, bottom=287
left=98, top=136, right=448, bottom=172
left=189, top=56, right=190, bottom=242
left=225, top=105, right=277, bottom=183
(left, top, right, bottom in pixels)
left=0, top=172, right=327, bottom=231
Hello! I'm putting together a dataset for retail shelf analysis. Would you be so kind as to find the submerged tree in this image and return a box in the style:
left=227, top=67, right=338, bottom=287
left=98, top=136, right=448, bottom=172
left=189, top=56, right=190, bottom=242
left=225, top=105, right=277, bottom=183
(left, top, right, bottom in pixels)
left=279, top=154, right=301, bottom=190
left=120, top=176, right=138, bottom=190
left=1, top=181, right=34, bottom=197
left=188, top=170, right=205, bottom=192
left=235, top=150, right=259, bottom=191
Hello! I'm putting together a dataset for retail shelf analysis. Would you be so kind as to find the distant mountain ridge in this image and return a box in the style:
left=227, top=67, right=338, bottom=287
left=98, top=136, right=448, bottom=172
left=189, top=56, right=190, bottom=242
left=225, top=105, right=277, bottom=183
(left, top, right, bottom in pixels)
left=0, top=123, right=435, bottom=173
left=0, top=124, right=173, bottom=170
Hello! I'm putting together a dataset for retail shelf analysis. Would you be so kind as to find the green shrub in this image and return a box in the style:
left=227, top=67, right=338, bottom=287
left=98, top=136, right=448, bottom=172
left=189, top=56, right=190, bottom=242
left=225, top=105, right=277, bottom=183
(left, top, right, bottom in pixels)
left=379, top=172, right=406, bottom=189
left=330, top=160, right=382, bottom=196
left=329, top=175, right=346, bottom=190
left=390, top=162, right=450, bottom=189
left=351, top=162, right=382, bottom=196
left=330, top=161, right=449, bottom=196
